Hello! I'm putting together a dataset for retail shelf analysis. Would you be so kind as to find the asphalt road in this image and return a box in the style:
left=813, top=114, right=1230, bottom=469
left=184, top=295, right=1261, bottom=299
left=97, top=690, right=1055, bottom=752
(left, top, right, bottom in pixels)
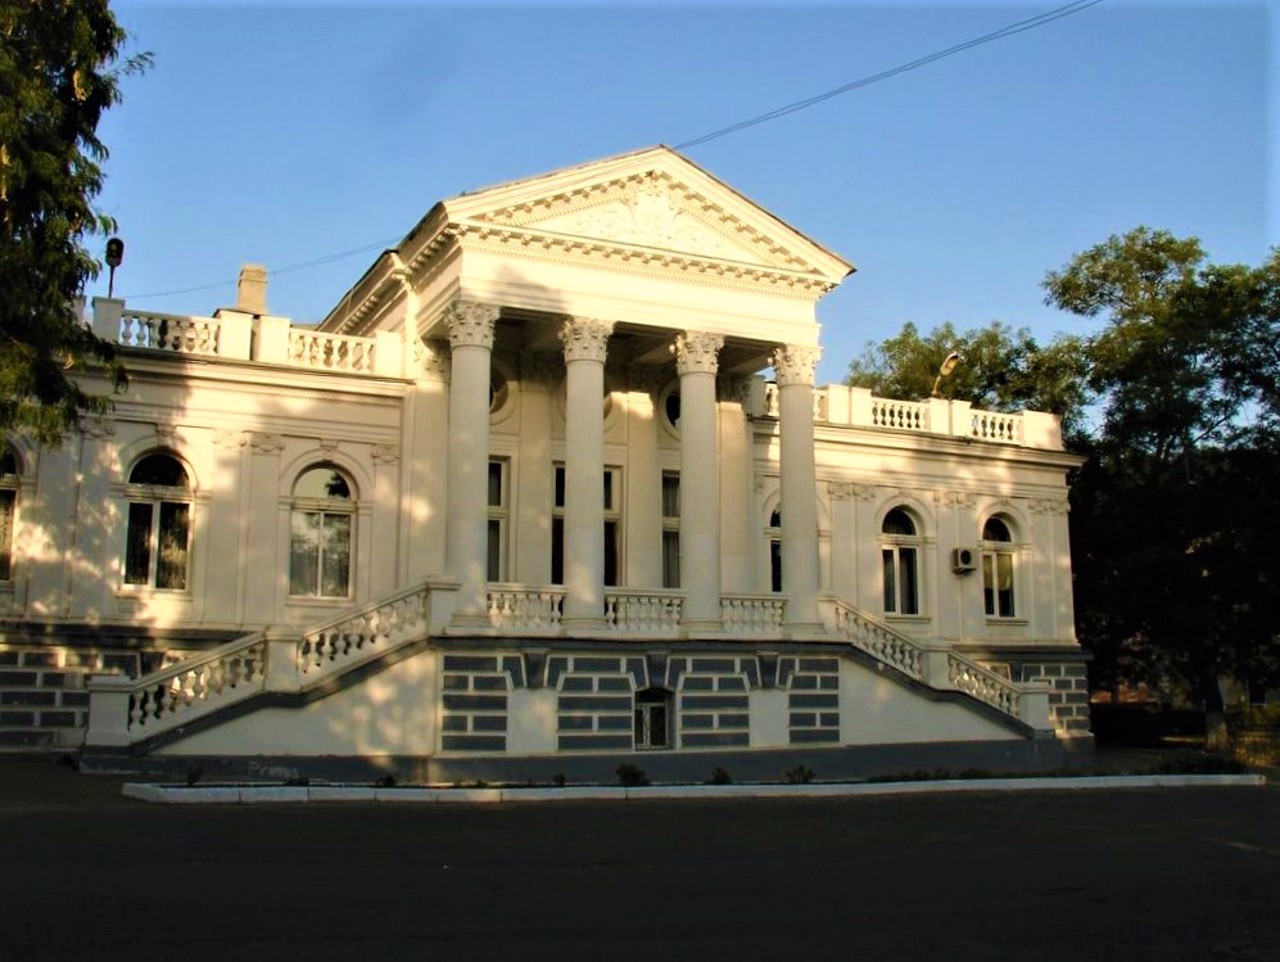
left=2, top=759, right=1278, bottom=961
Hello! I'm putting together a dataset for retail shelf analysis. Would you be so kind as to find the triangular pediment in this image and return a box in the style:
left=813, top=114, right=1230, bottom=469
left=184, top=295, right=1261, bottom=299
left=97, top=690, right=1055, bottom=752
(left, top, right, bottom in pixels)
left=441, top=146, right=854, bottom=281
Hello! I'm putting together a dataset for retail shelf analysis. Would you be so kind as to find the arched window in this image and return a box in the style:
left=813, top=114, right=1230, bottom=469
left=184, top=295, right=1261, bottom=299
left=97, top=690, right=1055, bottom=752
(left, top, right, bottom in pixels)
left=982, top=516, right=1016, bottom=618
left=880, top=507, right=921, bottom=615
left=767, top=507, right=782, bottom=592
left=125, top=453, right=191, bottom=590
left=290, top=466, right=354, bottom=598
left=0, top=444, right=20, bottom=582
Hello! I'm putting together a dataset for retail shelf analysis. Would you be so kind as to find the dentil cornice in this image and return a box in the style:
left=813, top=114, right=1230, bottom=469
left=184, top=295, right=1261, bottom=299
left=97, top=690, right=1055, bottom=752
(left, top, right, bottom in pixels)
left=672, top=332, right=723, bottom=376
left=559, top=317, right=615, bottom=364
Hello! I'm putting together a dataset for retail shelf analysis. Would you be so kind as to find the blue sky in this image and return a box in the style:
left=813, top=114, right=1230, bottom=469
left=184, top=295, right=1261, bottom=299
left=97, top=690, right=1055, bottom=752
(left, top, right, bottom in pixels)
left=96, top=0, right=1272, bottom=386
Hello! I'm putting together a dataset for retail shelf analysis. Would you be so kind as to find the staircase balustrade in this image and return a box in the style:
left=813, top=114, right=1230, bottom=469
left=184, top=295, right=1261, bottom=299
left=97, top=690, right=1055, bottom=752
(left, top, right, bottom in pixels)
left=299, top=584, right=432, bottom=674
left=126, top=634, right=267, bottom=733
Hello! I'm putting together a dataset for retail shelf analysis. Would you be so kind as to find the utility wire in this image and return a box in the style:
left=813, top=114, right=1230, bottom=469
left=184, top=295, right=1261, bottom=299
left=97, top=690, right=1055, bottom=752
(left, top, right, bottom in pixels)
left=122, top=0, right=1105, bottom=302
left=120, top=236, right=399, bottom=300
left=676, top=0, right=1105, bottom=149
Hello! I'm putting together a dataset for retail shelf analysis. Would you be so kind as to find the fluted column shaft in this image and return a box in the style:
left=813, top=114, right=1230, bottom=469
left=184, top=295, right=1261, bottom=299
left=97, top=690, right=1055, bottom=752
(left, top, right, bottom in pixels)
left=774, top=344, right=822, bottom=632
left=445, top=301, right=499, bottom=625
left=674, top=332, right=724, bottom=630
left=560, top=317, right=614, bottom=628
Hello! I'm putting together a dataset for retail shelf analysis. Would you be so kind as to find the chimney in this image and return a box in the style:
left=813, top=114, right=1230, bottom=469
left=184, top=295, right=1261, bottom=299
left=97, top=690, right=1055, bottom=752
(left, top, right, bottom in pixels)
left=236, top=264, right=268, bottom=315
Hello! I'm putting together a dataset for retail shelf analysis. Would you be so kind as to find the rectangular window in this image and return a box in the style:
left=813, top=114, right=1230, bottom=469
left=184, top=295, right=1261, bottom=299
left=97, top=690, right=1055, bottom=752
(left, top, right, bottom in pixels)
left=155, top=502, right=190, bottom=590
left=983, top=552, right=1016, bottom=618
left=662, top=473, right=679, bottom=589
left=487, top=459, right=508, bottom=582
left=551, top=464, right=622, bottom=586
left=320, top=514, right=351, bottom=597
left=290, top=511, right=321, bottom=596
left=124, top=502, right=154, bottom=586
left=0, top=489, right=15, bottom=581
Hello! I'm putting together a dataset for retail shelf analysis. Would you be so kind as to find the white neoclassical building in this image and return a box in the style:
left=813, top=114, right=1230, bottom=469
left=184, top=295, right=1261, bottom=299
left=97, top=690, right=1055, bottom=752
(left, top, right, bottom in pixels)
left=0, top=147, right=1089, bottom=781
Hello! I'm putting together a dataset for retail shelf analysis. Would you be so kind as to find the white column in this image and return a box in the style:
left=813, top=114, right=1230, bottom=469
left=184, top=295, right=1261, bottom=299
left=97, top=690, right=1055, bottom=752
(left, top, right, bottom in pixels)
left=445, top=301, right=499, bottom=626
left=559, top=317, right=614, bottom=629
left=674, top=332, right=724, bottom=631
left=774, top=344, right=822, bottom=634
left=515, top=354, right=559, bottom=585
left=719, top=375, right=755, bottom=593
left=625, top=365, right=665, bottom=588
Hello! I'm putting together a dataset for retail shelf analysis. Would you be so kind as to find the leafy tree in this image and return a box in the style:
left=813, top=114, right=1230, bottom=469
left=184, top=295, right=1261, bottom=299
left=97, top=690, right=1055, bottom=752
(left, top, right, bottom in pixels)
left=0, top=0, right=144, bottom=443
left=844, top=320, right=1089, bottom=440
left=1045, top=227, right=1280, bottom=749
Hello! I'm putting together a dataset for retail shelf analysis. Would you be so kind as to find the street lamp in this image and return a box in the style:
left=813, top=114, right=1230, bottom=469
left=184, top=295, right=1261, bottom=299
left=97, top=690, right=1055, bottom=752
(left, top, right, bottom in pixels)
left=930, top=351, right=961, bottom=399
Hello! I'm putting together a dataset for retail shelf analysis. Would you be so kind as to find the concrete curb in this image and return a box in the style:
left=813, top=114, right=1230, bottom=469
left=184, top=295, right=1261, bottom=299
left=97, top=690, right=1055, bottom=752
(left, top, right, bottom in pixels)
left=121, top=773, right=1267, bottom=805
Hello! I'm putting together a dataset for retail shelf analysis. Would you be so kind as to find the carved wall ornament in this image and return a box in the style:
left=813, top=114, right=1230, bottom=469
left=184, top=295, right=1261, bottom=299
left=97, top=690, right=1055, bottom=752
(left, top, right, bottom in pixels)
left=79, top=417, right=115, bottom=440
left=828, top=482, right=856, bottom=502
left=1029, top=498, right=1070, bottom=516
left=416, top=338, right=451, bottom=381
left=934, top=490, right=977, bottom=508
left=250, top=433, right=286, bottom=455
left=319, top=438, right=339, bottom=453
left=559, top=317, right=614, bottom=364
left=671, top=332, right=723, bottom=376
left=371, top=445, right=401, bottom=466
left=851, top=483, right=878, bottom=502
left=212, top=429, right=249, bottom=449
left=772, top=344, right=821, bottom=387
left=444, top=300, right=499, bottom=350
left=154, top=424, right=177, bottom=446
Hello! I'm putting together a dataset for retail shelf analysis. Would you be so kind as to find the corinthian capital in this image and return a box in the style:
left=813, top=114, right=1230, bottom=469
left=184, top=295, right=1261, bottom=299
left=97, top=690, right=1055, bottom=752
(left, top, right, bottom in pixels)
left=672, top=332, right=723, bottom=376
left=772, top=344, right=821, bottom=387
left=444, top=300, right=499, bottom=350
left=559, top=317, right=614, bottom=364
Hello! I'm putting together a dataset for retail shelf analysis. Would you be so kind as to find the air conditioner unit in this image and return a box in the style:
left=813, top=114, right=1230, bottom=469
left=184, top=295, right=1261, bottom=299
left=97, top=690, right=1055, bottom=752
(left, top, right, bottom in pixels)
left=952, top=547, right=978, bottom=574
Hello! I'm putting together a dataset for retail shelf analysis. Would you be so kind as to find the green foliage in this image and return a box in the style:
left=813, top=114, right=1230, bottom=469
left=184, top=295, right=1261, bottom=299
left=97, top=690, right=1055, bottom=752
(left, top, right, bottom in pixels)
left=0, top=0, right=146, bottom=443
left=784, top=765, right=814, bottom=784
left=615, top=763, right=649, bottom=787
left=844, top=320, right=1089, bottom=441
left=708, top=766, right=732, bottom=785
left=1044, top=228, right=1280, bottom=747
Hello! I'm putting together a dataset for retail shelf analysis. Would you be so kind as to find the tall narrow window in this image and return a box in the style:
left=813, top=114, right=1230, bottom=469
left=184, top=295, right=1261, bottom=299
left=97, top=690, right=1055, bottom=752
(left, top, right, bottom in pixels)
left=982, top=516, right=1016, bottom=618
left=487, top=459, right=509, bottom=582
left=768, top=508, right=782, bottom=592
left=551, top=463, right=622, bottom=586
left=661, top=472, right=680, bottom=589
left=880, top=507, right=921, bottom=615
left=290, top=466, right=354, bottom=598
left=125, top=453, right=191, bottom=590
left=0, top=445, right=19, bottom=582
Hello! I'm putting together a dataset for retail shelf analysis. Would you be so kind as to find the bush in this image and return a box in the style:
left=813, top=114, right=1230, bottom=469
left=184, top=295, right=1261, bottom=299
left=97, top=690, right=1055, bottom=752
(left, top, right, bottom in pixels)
left=616, top=764, right=650, bottom=787
left=708, top=767, right=732, bottom=785
left=784, top=765, right=815, bottom=785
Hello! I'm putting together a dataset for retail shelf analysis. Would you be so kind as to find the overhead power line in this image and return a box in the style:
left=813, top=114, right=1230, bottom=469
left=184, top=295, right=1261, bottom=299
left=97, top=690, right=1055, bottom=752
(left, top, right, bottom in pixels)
left=676, top=0, right=1106, bottom=149
left=120, top=0, right=1105, bottom=304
